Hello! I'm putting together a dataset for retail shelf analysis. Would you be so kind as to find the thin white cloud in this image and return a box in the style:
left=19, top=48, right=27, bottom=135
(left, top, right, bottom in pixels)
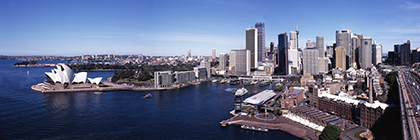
left=400, top=0, right=420, bottom=10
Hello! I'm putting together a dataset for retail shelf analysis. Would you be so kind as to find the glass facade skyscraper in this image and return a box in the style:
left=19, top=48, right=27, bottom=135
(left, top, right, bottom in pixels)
left=255, top=22, right=266, bottom=64
left=246, top=28, right=258, bottom=68
left=336, top=29, right=352, bottom=68
left=277, top=32, right=288, bottom=75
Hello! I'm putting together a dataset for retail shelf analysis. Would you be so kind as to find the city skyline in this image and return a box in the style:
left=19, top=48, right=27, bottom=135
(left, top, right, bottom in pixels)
left=1, top=0, right=419, bottom=56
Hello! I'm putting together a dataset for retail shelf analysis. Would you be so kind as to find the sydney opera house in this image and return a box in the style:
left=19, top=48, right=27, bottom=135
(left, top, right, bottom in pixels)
left=45, top=63, right=102, bottom=85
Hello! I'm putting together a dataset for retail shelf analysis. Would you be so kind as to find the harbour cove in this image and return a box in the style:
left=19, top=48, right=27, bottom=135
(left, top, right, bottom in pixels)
left=0, top=60, right=302, bottom=139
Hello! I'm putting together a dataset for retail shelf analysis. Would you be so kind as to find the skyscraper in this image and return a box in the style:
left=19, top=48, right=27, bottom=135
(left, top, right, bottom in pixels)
left=351, top=36, right=359, bottom=66
left=360, top=37, right=372, bottom=69
left=354, top=33, right=363, bottom=67
left=326, top=45, right=333, bottom=58
left=306, top=40, right=316, bottom=48
left=188, top=50, right=191, bottom=58
left=246, top=28, right=258, bottom=68
left=335, top=46, right=346, bottom=71
left=255, top=22, right=266, bottom=64
left=230, top=49, right=250, bottom=75
left=200, top=60, right=211, bottom=79
left=372, top=41, right=382, bottom=65
left=336, top=29, right=352, bottom=69
left=219, top=53, right=227, bottom=71
left=318, top=57, right=329, bottom=73
left=229, top=51, right=236, bottom=69
left=303, top=48, right=319, bottom=75
left=212, top=48, right=216, bottom=58
left=394, top=40, right=411, bottom=65
left=288, top=31, right=300, bottom=74
left=268, top=42, right=275, bottom=60
left=289, top=31, right=298, bottom=49
left=277, top=32, right=288, bottom=75
left=316, top=36, right=324, bottom=57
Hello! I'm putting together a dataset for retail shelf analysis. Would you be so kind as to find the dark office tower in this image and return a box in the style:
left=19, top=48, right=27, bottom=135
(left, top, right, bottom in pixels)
left=326, top=45, right=333, bottom=58
left=387, top=51, right=396, bottom=64
left=354, top=33, right=363, bottom=67
left=332, top=43, right=337, bottom=68
left=361, top=37, right=372, bottom=69
left=336, top=29, right=352, bottom=69
left=412, top=48, right=420, bottom=63
left=316, top=36, right=324, bottom=57
left=268, top=42, right=274, bottom=60
left=351, top=36, right=359, bottom=67
left=255, top=22, right=266, bottom=64
left=246, top=28, right=258, bottom=68
left=277, top=32, right=288, bottom=75
left=394, top=40, right=411, bottom=65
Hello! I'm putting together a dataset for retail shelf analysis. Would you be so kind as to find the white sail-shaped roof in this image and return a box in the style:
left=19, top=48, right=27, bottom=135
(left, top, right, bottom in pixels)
left=73, top=72, right=87, bottom=83
left=45, top=63, right=88, bottom=84
left=88, top=77, right=103, bottom=85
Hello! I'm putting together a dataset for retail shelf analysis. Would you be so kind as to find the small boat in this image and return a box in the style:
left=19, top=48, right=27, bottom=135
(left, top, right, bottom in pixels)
left=144, top=93, right=152, bottom=98
left=94, top=92, right=103, bottom=94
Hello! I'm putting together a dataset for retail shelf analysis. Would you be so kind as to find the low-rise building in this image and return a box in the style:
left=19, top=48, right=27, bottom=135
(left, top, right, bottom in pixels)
left=316, top=92, right=389, bottom=128
left=281, top=87, right=306, bottom=109
left=243, top=90, right=276, bottom=110
left=301, top=73, right=314, bottom=86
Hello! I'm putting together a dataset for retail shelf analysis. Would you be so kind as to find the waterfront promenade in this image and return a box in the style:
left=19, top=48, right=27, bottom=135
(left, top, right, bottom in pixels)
left=31, top=81, right=178, bottom=93
left=220, top=113, right=319, bottom=140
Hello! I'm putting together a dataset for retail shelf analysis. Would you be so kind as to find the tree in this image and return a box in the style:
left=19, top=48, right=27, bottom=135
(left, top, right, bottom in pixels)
left=274, top=109, right=282, bottom=115
left=274, top=85, right=285, bottom=92
left=246, top=108, right=251, bottom=113
left=319, top=125, right=342, bottom=140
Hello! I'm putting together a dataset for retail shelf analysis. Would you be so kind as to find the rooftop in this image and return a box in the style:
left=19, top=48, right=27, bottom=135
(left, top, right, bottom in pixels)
left=243, top=90, right=276, bottom=105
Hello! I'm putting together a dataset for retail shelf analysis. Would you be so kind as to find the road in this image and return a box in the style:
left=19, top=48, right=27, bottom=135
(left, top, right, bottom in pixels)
left=398, top=70, right=420, bottom=140
left=340, top=126, right=368, bottom=140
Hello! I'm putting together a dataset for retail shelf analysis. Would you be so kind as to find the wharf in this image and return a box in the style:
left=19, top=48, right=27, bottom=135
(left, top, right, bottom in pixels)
left=220, top=114, right=319, bottom=140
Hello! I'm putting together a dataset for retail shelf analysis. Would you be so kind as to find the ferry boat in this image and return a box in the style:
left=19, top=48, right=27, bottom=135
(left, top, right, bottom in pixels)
left=235, top=88, right=248, bottom=96
left=241, top=125, right=268, bottom=132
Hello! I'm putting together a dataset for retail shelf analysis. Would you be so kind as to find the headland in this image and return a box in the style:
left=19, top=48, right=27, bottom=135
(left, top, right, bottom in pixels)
left=30, top=81, right=196, bottom=93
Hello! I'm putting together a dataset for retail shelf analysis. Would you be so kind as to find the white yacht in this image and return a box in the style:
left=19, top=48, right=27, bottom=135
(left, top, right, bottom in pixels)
left=235, top=88, right=248, bottom=96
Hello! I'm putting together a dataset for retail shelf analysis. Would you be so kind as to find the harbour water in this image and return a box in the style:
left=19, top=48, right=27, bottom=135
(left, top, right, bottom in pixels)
left=0, top=60, right=301, bottom=139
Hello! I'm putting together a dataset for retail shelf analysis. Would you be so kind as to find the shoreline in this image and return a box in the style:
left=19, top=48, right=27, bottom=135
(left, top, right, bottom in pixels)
left=31, top=80, right=209, bottom=93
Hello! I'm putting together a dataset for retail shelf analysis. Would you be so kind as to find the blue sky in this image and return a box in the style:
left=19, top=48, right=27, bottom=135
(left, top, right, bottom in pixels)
left=1, top=0, right=419, bottom=56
